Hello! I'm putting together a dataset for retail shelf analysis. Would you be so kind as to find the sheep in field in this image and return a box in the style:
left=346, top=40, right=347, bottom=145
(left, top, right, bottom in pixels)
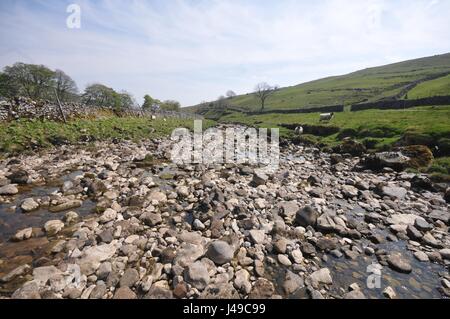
left=295, top=126, right=304, bottom=135
left=319, top=112, right=335, bottom=122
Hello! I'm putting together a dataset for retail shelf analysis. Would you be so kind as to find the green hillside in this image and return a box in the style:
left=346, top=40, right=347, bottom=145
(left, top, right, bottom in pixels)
left=406, top=74, right=450, bottom=99
left=187, top=53, right=450, bottom=113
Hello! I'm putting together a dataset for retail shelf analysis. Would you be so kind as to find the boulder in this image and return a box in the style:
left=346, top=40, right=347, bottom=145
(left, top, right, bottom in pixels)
left=387, top=253, right=412, bottom=273
left=49, top=200, right=82, bottom=213
left=283, top=271, right=304, bottom=294
left=184, top=261, right=210, bottom=290
left=295, top=206, right=318, bottom=227
left=21, top=198, right=39, bottom=212
left=342, top=185, right=359, bottom=198
left=113, top=287, right=137, bottom=299
left=206, top=241, right=234, bottom=265
left=248, top=229, right=266, bottom=244
left=12, top=227, right=33, bottom=241
left=44, top=220, right=64, bottom=236
left=140, top=212, right=162, bottom=226
left=363, top=152, right=410, bottom=171
left=0, top=184, right=19, bottom=195
left=309, top=268, right=333, bottom=286
left=252, top=172, right=268, bottom=186
left=119, top=268, right=140, bottom=288
left=7, top=170, right=29, bottom=184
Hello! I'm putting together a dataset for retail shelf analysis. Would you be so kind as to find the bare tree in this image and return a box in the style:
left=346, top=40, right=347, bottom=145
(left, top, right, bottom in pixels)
left=54, top=69, right=78, bottom=102
left=226, top=90, right=236, bottom=99
left=254, top=82, right=278, bottom=111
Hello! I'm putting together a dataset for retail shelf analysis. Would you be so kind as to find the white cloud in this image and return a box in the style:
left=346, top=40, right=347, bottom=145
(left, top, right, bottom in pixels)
left=0, top=0, right=449, bottom=106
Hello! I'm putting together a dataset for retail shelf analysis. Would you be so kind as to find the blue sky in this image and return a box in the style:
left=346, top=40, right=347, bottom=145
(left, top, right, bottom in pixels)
left=1, top=0, right=450, bottom=106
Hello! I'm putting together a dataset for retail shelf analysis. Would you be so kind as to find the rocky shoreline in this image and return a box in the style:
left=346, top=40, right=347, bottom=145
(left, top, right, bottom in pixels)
left=0, top=125, right=449, bottom=299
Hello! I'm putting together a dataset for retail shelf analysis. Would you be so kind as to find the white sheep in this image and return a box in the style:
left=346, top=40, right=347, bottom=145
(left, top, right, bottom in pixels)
left=320, top=112, right=335, bottom=122
left=295, top=126, right=304, bottom=135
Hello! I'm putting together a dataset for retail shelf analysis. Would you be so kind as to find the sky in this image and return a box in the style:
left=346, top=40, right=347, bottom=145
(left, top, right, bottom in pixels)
left=1, top=0, right=450, bottom=107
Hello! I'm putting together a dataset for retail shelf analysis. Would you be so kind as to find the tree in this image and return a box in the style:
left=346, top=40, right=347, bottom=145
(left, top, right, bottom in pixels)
left=142, top=95, right=155, bottom=109
left=254, top=82, right=279, bottom=111
left=116, top=90, right=136, bottom=109
left=142, top=95, right=164, bottom=110
left=160, top=100, right=181, bottom=111
left=82, top=83, right=116, bottom=107
left=3, top=62, right=55, bottom=100
left=0, top=72, right=17, bottom=98
left=226, top=90, right=236, bottom=99
left=54, top=69, right=78, bottom=102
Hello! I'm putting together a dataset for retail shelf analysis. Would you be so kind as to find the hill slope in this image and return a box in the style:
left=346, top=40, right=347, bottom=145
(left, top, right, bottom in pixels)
left=187, top=53, right=450, bottom=114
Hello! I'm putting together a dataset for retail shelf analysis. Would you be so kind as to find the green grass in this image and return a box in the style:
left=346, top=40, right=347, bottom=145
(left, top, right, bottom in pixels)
left=186, top=53, right=450, bottom=113
left=0, top=117, right=215, bottom=155
left=425, top=156, right=450, bottom=182
left=220, top=105, right=450, bottom=150
left=406, top=74, right=450, bottom=99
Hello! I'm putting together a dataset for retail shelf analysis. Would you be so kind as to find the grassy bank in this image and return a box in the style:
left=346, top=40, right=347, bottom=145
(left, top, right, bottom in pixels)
left=0, top=117, right=215, bottom=155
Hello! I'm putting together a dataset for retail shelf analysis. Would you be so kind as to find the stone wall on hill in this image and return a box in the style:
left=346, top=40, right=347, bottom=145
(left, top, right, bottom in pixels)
left=351, top=95, right=450, bottom=112
left=0, top=97, right=201, bottom=122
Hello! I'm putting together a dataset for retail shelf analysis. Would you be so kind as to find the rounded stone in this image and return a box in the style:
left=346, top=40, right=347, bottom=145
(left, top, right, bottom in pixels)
left=206, top=241, right=234, bottom=265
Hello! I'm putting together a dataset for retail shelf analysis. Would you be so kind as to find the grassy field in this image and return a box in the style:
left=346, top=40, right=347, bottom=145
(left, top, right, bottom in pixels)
left=0, top=117, right=215, bottom=155
left=406, top=74, right=450, bottom=99
left=187, top=53, right=450, bottom=113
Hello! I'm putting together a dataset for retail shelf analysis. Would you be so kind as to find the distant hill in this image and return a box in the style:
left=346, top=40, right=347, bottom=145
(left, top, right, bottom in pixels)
left=186, top=53, right=450, bottom=116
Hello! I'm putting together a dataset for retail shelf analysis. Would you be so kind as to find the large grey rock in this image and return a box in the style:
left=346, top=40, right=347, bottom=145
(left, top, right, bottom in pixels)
left=12, top=227, right=33, bottom=241
left=206, top=241, right=234, bottom=265
left=309, top=268, right=333, bottom=285
left=113, top=287, right=137, bottom=299
left=99, top=208, right=117, bottom=223
left=406, top=225, right=423, bottom=241
left=252, top=172, right=268, bottom=186
left=234, top=269, right=251, bottom=294
left=120, top=268, right=140, bottom=288
left=7, top=170, right=29, bottom=185
left=49, top=200, right=82, bottom=213
left=295, top=206, right=318, bottom=227
left=174, top=243, right=205, bottom=267
left=21, top=198, right=39, bottom=212
left=439, top=249, right=450, bottom=260
left=342, top=185, right=359, bottom=198
left=344, top=290, right=367, bottom=299
left=428, top=210, right=450, bottom=225
left=0, top=184, right=18, bottom=195
left=387, top=253, right=412, bottom=273
left=184, top=261, right=210, bottom=291
left=248, top=229, right=266, bottom=244
left=0, top=264, right=31, bottom=283
left=77, top=243, right=118, bottom=275
left=283, top=270, right=304, bottom=294
left=380, top=185, right=407, bottom=199
left=140, top=212, right=162, bottom=226
left=363, top=152, right=410, bottom=171
left=279, top=201, right=300, bottom=219
left=44, top=220, right=64, bottom=236
left=12, top=281, right=41, bottom=299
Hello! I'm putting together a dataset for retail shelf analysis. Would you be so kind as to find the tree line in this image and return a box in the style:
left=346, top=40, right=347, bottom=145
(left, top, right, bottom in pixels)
left=0, top=62, right=181, bottom=111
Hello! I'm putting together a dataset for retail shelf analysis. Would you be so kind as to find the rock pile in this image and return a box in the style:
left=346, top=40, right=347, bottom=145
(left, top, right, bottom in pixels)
left=0, top=125, right=449, bottom=299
